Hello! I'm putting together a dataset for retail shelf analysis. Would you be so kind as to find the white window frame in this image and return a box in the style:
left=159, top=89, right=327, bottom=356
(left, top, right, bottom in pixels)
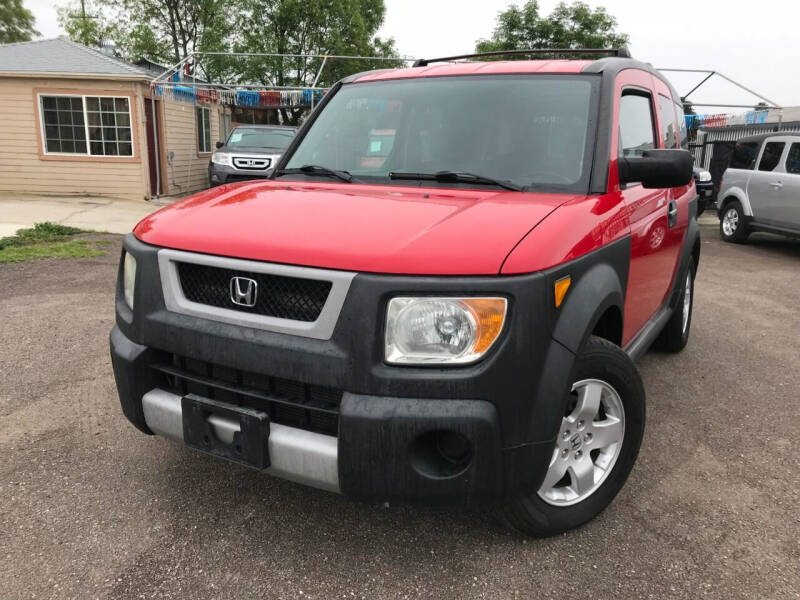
left=37, top=92, right=135, bottom=158
left=197, top=106, right=212, bottom=154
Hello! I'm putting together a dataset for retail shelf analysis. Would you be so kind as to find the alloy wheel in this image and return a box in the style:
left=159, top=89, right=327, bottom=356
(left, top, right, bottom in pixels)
left=538, top=379, right=626, bottom=507
left=682, top=272, right=692, bottom=333
left=722, top=208, right=739, bottom=236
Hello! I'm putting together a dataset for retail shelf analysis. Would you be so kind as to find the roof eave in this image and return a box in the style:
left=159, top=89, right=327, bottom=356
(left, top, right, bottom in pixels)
left=0, top=71, right=149, bottom=81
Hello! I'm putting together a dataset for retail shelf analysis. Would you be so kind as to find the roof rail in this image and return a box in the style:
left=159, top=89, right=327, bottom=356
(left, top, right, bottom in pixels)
left=412, top=47, right=631, bottom=67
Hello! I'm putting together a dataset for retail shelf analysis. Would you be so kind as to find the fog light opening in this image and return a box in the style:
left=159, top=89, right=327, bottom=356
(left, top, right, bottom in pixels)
left=409, top=430, right=473, bottom=479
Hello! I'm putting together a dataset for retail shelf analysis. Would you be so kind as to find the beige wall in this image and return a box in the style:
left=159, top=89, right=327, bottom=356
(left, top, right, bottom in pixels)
left=0, top=76, right=150, bottom=202
left=162, top=99, right=221, bottom=196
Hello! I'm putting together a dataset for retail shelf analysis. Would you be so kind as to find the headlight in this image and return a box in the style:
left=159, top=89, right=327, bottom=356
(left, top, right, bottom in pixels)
left=385, top=297, right=507, bottom=365
left=697, top=170, right=712, bottom=182
left=123, top=252, right=136, bottom=310
left=211, top=152, right=232, bottom=166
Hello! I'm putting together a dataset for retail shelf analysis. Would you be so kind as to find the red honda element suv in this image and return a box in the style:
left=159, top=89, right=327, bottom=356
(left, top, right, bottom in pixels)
left=111, top=49, right=698, bottom=536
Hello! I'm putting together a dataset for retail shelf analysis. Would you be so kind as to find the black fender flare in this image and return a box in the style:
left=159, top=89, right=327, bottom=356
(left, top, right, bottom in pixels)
left=551, top=262, right=627, bottom=355
left=526, top=238, right=630, bottom=447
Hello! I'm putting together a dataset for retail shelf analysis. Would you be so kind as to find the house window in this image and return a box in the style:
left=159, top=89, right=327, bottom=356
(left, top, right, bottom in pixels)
left=40, top=94, right=133, bottom=156
left=196, top=107, right=211, bottom=153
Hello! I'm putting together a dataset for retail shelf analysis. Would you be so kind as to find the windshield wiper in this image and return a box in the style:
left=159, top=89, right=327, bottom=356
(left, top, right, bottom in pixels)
left=274, top=164, right=354, bottom=183
left=389, top=171, right=522, bottom=191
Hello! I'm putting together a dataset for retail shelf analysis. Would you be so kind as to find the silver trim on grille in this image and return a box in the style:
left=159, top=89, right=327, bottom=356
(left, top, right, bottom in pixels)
left=232, top=156, right=271, bottom=170
left=142, top=389, right=340, bottom=492
left=157, top=249, right=355, bottom=340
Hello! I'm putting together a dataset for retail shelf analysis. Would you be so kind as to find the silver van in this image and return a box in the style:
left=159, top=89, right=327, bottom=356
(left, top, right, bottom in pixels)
left=717, top=133, right=800, bottom=242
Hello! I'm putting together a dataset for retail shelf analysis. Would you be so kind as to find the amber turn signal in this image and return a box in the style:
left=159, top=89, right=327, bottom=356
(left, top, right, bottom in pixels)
left=461, top=298, right=507, bottom=354
left=554, top=275, right=571, bottom=308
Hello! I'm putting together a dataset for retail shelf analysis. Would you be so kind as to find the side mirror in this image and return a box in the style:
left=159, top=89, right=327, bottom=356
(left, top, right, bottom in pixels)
left=216, top=140, right=224, bottom=149
left=619, top=149, right=694, bottom=189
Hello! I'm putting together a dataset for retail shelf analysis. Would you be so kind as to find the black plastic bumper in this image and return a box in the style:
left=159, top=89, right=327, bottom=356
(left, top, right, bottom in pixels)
left=110, top=320, right=551, bottom=506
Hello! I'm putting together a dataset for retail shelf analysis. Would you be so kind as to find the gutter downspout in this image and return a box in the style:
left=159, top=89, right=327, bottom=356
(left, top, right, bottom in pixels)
left=150, top=94, right=161, bottom=199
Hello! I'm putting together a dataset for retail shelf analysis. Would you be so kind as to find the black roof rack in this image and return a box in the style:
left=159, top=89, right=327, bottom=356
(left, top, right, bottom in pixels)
left=412, top=47, right=631, bottom=68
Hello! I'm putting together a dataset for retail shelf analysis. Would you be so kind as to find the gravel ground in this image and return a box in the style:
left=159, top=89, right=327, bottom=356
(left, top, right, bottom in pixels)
left=1, top=227, right=798, bottom=600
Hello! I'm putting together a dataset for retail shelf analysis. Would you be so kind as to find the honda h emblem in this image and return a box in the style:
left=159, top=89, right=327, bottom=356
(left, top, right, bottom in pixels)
left=230, top=277, right=257, bottom=307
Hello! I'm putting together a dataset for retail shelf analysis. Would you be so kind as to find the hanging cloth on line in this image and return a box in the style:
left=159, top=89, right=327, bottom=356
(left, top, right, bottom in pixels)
left=196, top=88, right=218, bottom=103
left=218, top=89, right=235, bottom=105
left=172, top=86, right=196, bottom=103
left=236, top=90, right=260, bottom=106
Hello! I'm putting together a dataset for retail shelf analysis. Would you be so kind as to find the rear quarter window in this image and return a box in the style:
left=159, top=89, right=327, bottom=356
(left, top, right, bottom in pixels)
left=674, top=102, right=688, bottom=150
left=786, top=143, right=800, bottom=175
left=729, top=142, right=759, bottom=170
left=758, top=142, right=785, bottom=172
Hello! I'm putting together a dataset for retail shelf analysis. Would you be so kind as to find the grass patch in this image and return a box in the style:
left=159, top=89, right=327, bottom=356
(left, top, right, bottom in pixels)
left=0, top=222, right=87, bottom=250
left=0, top=222, right=106, bottom=263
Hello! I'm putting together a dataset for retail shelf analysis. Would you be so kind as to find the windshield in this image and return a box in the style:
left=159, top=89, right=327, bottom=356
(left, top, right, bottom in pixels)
left=227, top=128, right=294, bottom=150
left=283, top=75, right=597, bottom=191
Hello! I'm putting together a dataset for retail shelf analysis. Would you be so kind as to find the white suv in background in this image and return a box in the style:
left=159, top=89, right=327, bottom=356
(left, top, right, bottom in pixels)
left=718, top=133, right=800, bottom=243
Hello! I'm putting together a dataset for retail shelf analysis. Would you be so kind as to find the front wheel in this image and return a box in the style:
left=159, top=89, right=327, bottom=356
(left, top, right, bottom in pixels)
left=501, top=336, right=645, bottom=537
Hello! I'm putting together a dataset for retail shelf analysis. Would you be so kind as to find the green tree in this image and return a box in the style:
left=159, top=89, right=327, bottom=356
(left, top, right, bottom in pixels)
left=682, top=99, right=696, bottom=115
left=57, top=0, right=229, bottom=64
left=1, top=0, right=39, bottom=43
left=218, top=0, right=399, bottom=123
left=476, top=1, right=628, bottom=57
left=57, top=1, right=116, bottom=48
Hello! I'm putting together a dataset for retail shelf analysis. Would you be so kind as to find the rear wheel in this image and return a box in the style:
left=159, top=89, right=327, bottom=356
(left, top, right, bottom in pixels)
left=654, top=256, right=695, bottom=352
left=501, top=336, right=645, bottom=537
left=720, top=200, right=749, bottom=243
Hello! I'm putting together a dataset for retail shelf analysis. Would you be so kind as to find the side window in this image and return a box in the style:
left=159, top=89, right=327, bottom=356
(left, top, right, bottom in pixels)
left=758, top=142, right=785, bottom=172
left=786, top=143, right=800, bottom=175
left=619, top=93, right=656, bottom=157
left=674, top=102, right=688, bottom=150
left=729, top=142, right=759, bottom=170
left=657, top=95, right=677, bottom=148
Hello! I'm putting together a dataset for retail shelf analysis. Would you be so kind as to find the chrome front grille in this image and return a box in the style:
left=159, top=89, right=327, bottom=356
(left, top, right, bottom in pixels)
left=233, top=156, right=271, bottom=170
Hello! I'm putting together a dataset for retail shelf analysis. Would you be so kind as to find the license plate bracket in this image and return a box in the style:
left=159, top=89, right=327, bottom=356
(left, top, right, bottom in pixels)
left=182, top=394, right=270, bottom=470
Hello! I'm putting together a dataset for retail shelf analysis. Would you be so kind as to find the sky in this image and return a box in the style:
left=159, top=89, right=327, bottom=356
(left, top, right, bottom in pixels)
left=24, top=0, right=800, bottom=112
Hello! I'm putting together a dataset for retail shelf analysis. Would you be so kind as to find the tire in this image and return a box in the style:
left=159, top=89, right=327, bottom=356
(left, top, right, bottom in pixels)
left=719, top=200, right=749, bottom=243
left=653, top=256, right=695, bottom=353
left=501, top=336, right=645, bottom=537
left=697, top=198, right=706, bottom=217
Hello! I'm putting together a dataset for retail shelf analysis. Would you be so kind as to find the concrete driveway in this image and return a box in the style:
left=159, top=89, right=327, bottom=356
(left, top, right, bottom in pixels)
left=0, top=226, right=798, bottom=599
left=0, top=193, right=166, bottom=237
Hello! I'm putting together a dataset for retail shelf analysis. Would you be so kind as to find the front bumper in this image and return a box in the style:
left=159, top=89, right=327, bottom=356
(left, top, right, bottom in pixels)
left=696, top=181, right=715, bottom=205
left=111, top=234, right=584, bottom=506
left=208, top=163, right=272, bottom=186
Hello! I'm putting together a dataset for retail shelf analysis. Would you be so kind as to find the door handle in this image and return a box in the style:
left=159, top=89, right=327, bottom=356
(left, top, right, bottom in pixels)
left=667, top=200, right=678, bottom=228
left=769, top=181, right=783, bottom=189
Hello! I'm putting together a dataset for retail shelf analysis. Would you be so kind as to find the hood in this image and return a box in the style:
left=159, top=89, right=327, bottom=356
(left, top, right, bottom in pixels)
left=135, top=181, right=581, bottom=275
left=220, top=146, right=285, bottom=155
